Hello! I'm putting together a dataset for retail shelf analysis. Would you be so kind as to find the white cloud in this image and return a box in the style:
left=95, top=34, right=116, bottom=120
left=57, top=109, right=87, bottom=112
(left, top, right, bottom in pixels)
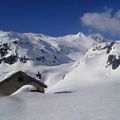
left=114, top=10, right=120, bottom=19
left=81, top=9, right=120, bottom=35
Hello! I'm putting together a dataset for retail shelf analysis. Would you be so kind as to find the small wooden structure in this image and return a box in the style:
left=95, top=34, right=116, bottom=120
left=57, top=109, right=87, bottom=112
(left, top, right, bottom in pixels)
left=0, top=71, right=47, bottom=96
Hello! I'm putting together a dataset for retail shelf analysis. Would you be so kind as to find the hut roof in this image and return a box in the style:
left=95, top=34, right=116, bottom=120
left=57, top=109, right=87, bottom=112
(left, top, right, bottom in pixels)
left=2, top=71, right=47, bottom=88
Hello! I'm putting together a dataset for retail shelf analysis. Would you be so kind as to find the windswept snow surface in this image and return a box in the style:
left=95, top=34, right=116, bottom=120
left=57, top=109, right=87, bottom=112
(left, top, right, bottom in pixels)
left=0, top=31, right=120, bottom=119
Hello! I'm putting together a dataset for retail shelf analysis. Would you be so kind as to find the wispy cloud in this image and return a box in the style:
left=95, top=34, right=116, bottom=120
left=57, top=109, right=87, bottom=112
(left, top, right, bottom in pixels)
left=81, top=9, right=120, bottom=35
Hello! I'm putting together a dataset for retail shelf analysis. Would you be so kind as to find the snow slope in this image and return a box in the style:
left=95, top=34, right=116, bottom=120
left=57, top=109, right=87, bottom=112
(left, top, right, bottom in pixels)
left=46, top=41, right=120, bottom=93
left=0, top=81, right=119, bottom=120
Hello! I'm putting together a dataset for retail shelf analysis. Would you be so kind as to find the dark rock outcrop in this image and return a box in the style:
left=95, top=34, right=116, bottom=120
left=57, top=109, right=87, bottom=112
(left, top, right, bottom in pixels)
left=106, top=55, right=120, bottom=70
left=3, top=55, right=18, bottom=65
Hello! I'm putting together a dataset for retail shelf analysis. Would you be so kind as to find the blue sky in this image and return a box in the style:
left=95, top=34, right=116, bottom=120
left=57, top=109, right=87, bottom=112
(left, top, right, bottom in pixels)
left=0, top=0, right=120, bottom=39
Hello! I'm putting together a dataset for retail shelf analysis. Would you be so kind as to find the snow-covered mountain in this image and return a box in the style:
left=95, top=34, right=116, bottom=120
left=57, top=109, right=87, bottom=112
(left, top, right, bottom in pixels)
left=0, top=31, right=120, bottom=120
left=0, top=31, right=120, bottom=93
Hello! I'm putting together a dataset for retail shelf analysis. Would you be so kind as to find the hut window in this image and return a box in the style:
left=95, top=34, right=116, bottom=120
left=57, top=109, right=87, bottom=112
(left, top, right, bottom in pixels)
left=18, top=76, right=24, bottom=82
